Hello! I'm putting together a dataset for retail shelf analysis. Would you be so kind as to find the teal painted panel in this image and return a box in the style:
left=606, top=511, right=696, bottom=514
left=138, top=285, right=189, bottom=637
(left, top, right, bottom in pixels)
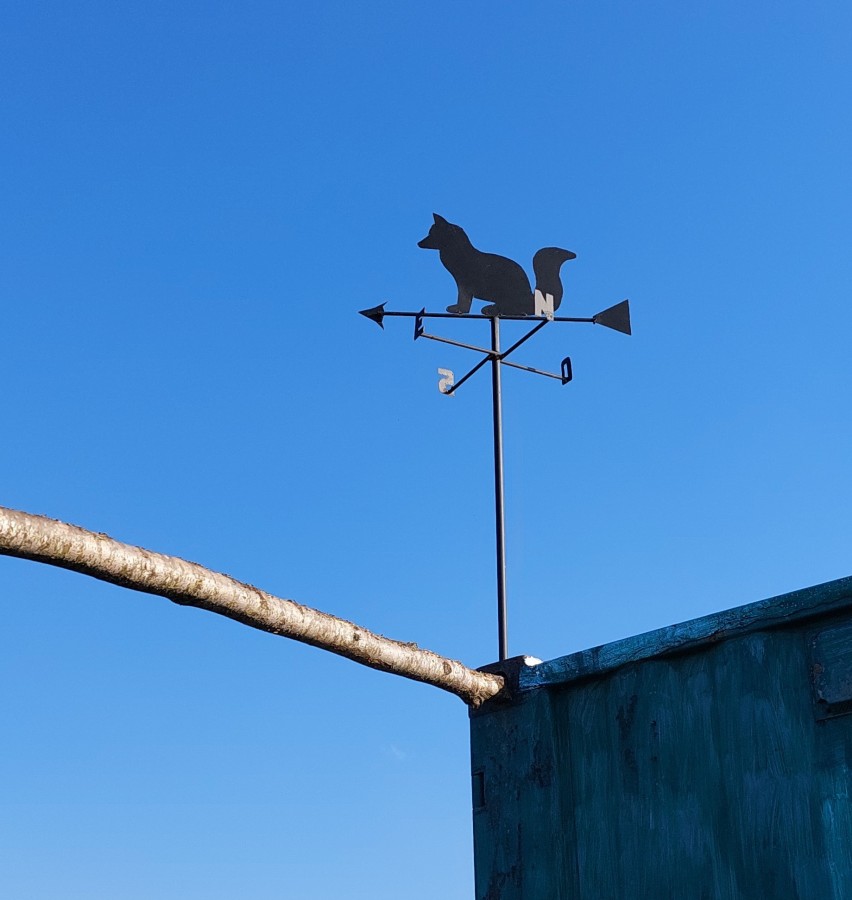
left=471, top=581, right=852, bottom=900
left=556, top=629, right=852, bottom=898
left=471, top=689, right=579, bottom=900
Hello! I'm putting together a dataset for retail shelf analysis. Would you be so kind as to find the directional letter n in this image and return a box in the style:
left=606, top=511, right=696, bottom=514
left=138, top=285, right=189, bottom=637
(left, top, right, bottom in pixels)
left=534, top=290, right=554, bottom=319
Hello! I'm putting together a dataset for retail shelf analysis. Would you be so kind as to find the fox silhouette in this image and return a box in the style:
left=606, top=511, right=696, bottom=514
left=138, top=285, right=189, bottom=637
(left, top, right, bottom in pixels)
left=417, top=214, right=576, bottom=317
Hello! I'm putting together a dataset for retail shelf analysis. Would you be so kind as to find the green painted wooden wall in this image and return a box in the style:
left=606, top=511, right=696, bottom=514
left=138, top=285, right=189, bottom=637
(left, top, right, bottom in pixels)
left=470, top=577, right=852, bottom=899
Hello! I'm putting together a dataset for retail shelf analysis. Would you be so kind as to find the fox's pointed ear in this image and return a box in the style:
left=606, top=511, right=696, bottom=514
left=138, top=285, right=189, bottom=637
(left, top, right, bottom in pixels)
left=433, top=213, right=448, bottom=225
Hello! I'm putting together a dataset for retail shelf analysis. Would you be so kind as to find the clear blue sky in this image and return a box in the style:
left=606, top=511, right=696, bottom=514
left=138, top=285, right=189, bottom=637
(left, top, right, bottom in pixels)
left=2, top=2, right=851, bottom=897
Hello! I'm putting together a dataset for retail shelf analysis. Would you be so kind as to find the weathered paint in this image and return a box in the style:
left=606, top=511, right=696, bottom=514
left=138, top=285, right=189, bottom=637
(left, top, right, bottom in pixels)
left=470, top=577, right=852, bottom=899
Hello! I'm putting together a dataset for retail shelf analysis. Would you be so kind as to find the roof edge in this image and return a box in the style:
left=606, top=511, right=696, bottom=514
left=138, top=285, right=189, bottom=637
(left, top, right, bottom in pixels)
left=522, top=575, right=852, bottom=691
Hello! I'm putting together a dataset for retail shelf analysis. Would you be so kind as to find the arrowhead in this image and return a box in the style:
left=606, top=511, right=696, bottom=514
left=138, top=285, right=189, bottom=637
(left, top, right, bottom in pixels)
left=593, top=299, right=631, bottom=335
left=359, top=303, right=386, bottom=329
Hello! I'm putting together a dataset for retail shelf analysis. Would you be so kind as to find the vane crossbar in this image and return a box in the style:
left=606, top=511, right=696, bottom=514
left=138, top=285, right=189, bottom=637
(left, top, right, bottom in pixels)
left=417, top=318, right=548, bottom=361
left=448, top=355, right=569, bottom=393
left=498, top=319, right=550, bottom=358
left=432, top=319, right=561, bottom=394
left=417, top=331, right=498, bottom=357
left=500, top=359, right=566, bottom=382
left=446, top=355, right=492, bottom=394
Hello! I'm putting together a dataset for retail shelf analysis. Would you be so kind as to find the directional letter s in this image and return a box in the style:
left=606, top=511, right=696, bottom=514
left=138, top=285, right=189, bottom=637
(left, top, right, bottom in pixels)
left=438, top=368, right=455, bottom=395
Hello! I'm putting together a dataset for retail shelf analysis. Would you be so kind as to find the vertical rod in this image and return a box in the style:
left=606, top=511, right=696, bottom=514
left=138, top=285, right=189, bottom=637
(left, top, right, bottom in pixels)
left=490, top=317, right=508, bottom=662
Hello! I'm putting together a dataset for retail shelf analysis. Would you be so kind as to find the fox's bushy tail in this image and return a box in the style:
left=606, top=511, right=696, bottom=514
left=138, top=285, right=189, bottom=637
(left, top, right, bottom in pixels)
left=532, top=247, right=576, bottom=313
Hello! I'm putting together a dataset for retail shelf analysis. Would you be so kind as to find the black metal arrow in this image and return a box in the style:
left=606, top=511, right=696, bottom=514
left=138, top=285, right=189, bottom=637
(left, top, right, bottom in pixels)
left=359, top=299, right=631, bottom=335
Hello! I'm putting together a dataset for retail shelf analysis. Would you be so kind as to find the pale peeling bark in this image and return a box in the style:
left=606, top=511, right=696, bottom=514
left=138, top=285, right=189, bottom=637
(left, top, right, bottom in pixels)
left=0, top=506, right=503, bottom=707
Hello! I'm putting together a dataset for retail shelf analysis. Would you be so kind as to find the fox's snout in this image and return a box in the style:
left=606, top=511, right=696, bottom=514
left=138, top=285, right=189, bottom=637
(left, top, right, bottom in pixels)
left=418, top=213, right=451, bottom=250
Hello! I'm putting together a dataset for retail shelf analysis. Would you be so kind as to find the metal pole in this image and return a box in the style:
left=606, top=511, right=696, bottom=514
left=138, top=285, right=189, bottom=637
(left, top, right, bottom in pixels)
left=490, top=317, right=508, bottom=662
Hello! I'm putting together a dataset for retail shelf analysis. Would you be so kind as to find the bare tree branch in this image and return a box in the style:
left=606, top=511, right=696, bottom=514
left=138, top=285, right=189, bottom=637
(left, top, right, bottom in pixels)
left=0, top=505, right=503, bottom=707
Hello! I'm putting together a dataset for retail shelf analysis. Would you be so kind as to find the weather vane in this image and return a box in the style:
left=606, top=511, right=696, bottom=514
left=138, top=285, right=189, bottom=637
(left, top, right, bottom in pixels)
left=360, top=214, right=631, bottom=662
